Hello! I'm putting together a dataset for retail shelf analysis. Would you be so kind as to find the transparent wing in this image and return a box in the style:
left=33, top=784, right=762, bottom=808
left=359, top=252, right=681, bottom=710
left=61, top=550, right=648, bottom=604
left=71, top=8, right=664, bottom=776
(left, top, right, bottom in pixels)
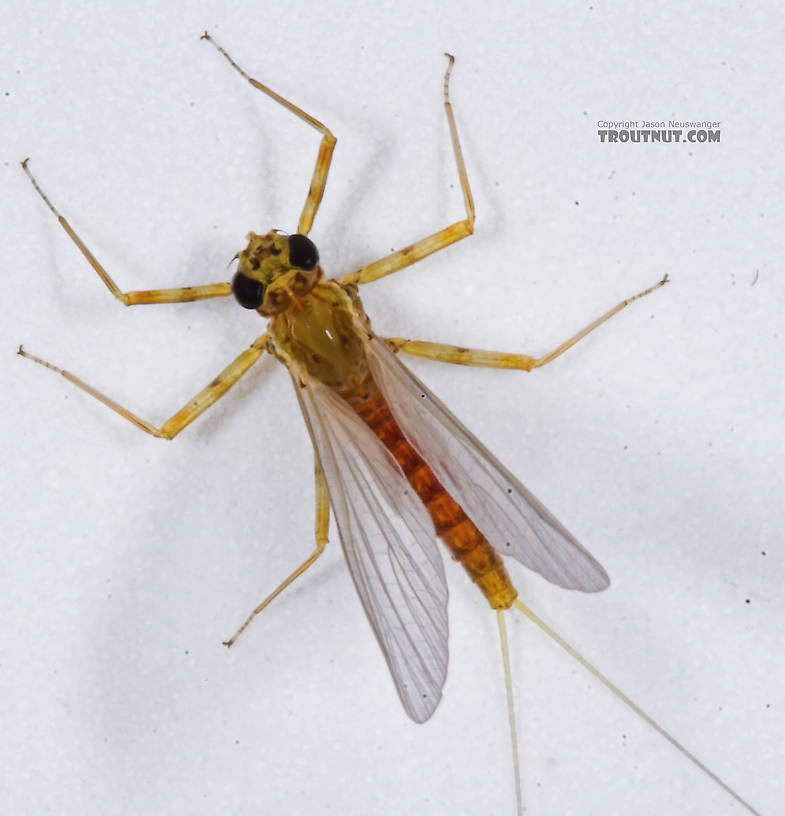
left=293, top=373, right=449, bottom=723
left=365, top=336, right=610, bottom=592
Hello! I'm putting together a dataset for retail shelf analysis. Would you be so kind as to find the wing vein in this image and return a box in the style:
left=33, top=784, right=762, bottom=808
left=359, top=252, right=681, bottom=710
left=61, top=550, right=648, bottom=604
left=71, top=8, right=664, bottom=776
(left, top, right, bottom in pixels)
left=293, top=373, right=449, bottom=722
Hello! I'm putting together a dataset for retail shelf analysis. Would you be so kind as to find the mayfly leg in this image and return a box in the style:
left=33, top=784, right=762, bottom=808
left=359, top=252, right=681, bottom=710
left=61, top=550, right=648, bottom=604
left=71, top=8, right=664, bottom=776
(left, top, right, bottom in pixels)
left=201, top=32, right=336, bottom=237
left=20, top=159, right=233, bottom=306
left=18, top=335, right=268, bottom=439
left=19, top=157, right=268, bottom=434
left=385, top=274, right=669, bottom=371
left=223, top=459, right=330, bottom=647
left=341, top=53, right=475, bottom=287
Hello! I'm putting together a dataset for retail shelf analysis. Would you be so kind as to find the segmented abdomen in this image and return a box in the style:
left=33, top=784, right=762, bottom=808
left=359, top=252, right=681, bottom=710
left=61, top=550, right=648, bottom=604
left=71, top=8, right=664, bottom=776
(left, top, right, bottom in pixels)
left=351, top=387, right=518, bottom=610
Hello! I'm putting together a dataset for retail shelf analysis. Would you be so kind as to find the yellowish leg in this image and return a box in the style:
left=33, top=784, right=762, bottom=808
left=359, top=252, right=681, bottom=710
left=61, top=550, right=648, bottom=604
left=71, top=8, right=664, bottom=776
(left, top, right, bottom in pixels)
left=21, top=159, right=233, bottom=306
left=223, top=460, right=330, bottom=647
left=341, top=54, right=475, bottom=287
left=17, top=334, right=267, bottom=439
left=386, top=274, right=669, bottom=370
left=201, top=32, right=336, bottom=237
left=513, top=600, right=761, bottom=816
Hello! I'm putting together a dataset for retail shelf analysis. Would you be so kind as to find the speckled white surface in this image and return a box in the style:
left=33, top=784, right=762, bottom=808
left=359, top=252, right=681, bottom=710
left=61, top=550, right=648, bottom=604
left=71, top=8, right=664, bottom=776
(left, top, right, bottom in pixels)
left=1, top=3, right=783, bottom=815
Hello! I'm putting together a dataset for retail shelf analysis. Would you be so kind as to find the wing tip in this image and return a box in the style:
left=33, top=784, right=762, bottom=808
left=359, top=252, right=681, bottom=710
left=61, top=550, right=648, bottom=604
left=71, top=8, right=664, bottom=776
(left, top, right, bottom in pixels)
left=404, top=691, right=442, bottom=723
left=590, top=572, right=612, bottom=593
left=577, top=565, right=611, bottom=593
left=547, top=562, right=611, bottom=593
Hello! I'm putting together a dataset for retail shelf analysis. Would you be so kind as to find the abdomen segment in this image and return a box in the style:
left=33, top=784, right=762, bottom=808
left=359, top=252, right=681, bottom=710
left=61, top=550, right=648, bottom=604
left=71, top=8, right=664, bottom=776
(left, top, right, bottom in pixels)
left=351, top=387, right=518, bottom=610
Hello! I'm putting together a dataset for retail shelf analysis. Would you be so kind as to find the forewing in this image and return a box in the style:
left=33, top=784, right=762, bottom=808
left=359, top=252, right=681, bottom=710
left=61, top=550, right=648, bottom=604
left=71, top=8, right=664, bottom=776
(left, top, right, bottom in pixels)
left=365, top=337, right=610, bottom=592
left=293, top=373, right=449, bottom=723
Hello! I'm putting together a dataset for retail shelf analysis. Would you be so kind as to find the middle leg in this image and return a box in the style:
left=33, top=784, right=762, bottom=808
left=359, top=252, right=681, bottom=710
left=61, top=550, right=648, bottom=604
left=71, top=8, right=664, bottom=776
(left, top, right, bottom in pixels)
left=385, top=275, right=669, bottom=371
left=18, top=333, right=269, bottom=439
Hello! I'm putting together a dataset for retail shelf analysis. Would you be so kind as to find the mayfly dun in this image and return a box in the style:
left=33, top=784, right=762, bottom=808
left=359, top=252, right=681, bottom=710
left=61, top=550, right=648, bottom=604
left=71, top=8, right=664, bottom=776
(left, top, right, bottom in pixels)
left=18, top=33, right=761, bottom=815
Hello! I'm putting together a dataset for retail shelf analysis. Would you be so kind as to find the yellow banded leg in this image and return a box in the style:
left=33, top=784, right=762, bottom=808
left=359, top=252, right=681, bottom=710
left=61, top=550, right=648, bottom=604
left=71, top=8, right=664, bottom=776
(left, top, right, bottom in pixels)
left=201, top=32, right=336, bottom=237
left=386, top=274, right=669, bottom=370
left=342, top=54, right=475, bottom=287
left=17, top=333, right=268, bottom=439
left=21, top=159, right=233, bottom=306
left=223, top=459, right=330, bottom=647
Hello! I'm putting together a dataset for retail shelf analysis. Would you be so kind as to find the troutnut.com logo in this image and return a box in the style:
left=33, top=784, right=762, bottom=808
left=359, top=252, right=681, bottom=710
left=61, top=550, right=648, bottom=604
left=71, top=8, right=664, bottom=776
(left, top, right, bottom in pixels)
left=597, top=120, right=721, bottom=143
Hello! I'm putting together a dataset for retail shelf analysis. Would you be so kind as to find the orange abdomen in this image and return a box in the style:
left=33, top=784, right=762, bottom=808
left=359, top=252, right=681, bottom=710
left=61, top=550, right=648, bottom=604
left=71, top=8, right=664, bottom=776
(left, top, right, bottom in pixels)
left=352, top=388, right=518, bottom=610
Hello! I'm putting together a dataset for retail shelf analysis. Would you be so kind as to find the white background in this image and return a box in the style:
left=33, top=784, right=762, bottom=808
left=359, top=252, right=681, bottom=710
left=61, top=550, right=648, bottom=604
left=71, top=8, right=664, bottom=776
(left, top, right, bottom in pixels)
left=1, top=3, right=783, bottom=815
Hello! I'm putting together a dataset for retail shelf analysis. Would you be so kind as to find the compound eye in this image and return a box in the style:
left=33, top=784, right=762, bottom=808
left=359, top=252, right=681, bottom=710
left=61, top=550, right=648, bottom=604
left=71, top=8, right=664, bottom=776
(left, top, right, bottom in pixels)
left=288, top=234, right=319, bottom=270
left=232, top=271, right=264, bottom=309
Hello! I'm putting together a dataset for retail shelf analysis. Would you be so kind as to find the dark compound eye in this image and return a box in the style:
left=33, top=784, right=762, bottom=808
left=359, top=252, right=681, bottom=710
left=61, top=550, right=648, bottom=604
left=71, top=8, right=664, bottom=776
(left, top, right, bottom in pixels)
left=288, top=233, right=319, bottom=270
left=232, top=271, right=264, bottom=309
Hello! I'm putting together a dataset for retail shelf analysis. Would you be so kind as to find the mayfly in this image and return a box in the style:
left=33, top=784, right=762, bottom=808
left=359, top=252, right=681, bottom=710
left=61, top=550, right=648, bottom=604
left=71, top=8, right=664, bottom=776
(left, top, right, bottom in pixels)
left=18, top=33, right=760, bottom=815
